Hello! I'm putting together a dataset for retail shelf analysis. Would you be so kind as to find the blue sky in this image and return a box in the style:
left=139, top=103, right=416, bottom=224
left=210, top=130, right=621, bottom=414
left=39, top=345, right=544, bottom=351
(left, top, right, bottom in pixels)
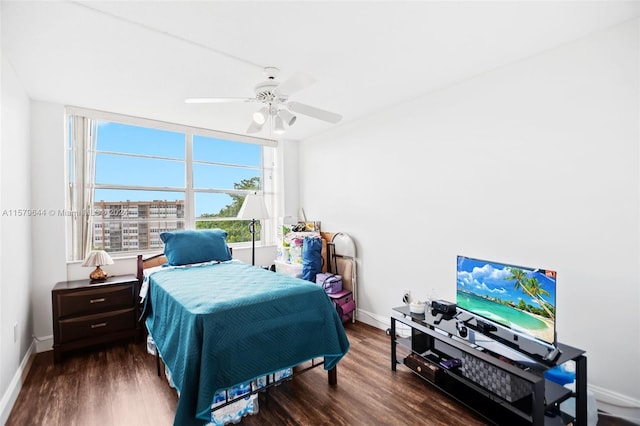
left=456, top=256, right=557, bottom=309
left=94, top=122, right=261, bottom=216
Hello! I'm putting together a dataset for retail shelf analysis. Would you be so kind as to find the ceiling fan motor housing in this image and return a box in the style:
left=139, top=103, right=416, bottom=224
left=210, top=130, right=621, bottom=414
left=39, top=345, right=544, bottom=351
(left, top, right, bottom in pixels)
left=254, top=66, right=283, bottom=103
left=254, top=83, right=279, bottom=102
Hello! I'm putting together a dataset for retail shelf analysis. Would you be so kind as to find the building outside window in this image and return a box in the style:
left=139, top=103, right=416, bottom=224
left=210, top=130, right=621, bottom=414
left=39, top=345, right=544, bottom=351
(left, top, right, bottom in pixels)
left=66, top=108, right=276, bottom=261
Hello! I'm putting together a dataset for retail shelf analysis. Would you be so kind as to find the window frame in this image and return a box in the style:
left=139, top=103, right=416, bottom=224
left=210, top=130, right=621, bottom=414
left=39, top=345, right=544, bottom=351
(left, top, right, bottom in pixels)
left=65, top=106, right=277, bottom=261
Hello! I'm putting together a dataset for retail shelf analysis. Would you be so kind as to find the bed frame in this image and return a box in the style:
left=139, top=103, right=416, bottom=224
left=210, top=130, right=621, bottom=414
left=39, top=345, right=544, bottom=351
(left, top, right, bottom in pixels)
left=136, top=253, right=337, bottom=414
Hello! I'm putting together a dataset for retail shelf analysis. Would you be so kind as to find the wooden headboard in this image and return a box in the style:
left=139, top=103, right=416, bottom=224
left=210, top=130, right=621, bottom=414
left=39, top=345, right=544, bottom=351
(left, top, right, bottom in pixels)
left=136, top=253, right=168, bottom=282
left=136, top=247, right=234, bottom=283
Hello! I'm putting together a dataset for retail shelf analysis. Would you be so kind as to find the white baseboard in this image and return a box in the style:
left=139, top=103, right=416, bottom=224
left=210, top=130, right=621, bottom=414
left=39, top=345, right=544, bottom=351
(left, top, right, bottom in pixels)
left=354, top=308, right=389, bottom=330
left=0, top=339, right=36, bottom=425
left=590, top=384, right=640, bottom=424
left=34, top=335, right=53, bottom=353
left=355, top=308, right=411, bottom=337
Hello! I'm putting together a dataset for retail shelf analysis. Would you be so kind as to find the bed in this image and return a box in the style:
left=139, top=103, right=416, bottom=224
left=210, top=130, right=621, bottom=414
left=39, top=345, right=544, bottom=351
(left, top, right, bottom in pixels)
left=138, top=229, right=350, bottom=426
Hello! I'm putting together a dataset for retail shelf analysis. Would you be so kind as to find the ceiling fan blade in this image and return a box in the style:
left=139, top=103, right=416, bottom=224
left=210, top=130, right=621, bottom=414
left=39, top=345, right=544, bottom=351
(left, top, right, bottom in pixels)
left=274, top=72, right=316, bottom=97
left=287, top=101, right=342, bottom=124
left=185, top=97, right=254, bottom=104
left=246, top=120, right=264, bottom=134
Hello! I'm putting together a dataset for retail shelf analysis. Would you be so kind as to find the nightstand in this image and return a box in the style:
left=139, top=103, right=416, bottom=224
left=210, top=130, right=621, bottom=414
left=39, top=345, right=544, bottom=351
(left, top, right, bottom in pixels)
left=51, top=274, right=140, bottom=363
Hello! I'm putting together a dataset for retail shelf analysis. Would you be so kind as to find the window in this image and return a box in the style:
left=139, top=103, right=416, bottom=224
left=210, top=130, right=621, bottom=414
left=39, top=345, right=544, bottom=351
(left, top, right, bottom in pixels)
left=66, top=108, right=276, bottom=261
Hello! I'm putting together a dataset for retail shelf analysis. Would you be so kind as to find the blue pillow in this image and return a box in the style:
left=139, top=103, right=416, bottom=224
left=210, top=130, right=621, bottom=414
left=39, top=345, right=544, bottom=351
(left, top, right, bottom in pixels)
left=160, top=229, right=232, bottom=266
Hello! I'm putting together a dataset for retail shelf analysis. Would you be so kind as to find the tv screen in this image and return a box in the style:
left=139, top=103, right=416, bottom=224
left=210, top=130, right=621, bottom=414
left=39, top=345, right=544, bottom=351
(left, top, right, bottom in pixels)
left=456, top=256, right=556, bottom=346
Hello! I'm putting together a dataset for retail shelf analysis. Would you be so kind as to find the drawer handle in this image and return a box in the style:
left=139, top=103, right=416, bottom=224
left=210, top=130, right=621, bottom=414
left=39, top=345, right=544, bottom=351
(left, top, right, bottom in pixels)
left=91, top=322, right=107, bottom=329
left=90, top=298, right=106, bottom=304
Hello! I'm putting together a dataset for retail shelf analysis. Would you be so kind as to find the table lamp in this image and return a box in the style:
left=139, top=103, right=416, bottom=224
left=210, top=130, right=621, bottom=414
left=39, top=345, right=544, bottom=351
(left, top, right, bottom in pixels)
left=82, top=250, right=114, bottom=282
left=237, top=193, right=269, bottom=266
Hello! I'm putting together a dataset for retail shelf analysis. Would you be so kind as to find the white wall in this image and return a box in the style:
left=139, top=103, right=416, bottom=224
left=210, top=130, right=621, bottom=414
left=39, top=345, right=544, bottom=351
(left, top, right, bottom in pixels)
left=29, top=102, right=68, bottom=347
left=10, top=13, right=640, bottom=423
left=0, top=54, right=34, bottom=423
left=299, top=19, right=640, bottom=419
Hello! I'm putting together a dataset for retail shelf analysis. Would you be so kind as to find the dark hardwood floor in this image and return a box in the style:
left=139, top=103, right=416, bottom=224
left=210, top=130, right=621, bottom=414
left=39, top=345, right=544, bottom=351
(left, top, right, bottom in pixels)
left=6, top=321, right=634, bottom=426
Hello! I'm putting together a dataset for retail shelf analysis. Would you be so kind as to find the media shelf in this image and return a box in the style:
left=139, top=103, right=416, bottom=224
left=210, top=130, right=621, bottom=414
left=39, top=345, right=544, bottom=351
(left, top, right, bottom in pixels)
left=391, top=305, right=587, bottom=426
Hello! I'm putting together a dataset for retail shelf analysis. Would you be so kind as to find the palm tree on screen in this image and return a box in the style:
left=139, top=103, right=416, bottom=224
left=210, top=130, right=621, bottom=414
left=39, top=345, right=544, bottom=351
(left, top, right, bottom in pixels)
left=524, top=276, right=554, bottom=320
left=505, top=267, right=555, bottom=320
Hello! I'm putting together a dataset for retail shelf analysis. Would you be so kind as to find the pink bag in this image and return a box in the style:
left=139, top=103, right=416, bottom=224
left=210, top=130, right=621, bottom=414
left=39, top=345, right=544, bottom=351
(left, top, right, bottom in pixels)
left=328, top=290, right=355, bottom=322
left=316, top=273, right=343, bottom=294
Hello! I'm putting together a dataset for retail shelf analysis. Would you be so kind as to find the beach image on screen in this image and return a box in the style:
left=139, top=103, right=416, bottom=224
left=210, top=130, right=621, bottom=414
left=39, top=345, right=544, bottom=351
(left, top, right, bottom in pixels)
left=456, top=256, right=556, bottom=345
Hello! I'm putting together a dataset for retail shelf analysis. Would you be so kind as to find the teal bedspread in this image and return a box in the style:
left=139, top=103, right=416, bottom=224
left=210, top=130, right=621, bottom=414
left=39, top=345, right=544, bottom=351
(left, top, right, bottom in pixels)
left=144, top=261, right=350, bottom=425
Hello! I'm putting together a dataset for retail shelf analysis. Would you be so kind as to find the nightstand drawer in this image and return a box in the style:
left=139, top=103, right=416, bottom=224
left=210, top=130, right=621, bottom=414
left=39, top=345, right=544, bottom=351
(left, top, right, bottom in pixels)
left=57, top=308, right=136, bottom=343
left=52, top=275, right=140, bottom=362
left=56, top=284, right=135, bottom=317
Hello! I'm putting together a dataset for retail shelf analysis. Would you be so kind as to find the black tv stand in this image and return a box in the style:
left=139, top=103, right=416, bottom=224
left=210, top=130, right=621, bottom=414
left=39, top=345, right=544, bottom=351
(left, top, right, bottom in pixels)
left=391, top=305, right=587, bottom=425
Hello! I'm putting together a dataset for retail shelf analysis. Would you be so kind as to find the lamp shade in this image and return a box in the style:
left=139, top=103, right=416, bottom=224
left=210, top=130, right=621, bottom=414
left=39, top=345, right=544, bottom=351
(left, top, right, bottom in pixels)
left=82, top=250, right=114, bottom=282
left=82, top=250, right=114, bottom=267
left=237, top=193, right=269, bottom=220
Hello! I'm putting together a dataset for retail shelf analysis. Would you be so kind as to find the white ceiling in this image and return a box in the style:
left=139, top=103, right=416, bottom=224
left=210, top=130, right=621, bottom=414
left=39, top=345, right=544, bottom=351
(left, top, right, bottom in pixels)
left=3, top=1, right=639, bottom=141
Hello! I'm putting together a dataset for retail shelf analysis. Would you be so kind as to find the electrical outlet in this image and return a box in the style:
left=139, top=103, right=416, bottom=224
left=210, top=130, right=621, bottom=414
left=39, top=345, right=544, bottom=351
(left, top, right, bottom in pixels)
left=13, top=323, right=18, bottom=343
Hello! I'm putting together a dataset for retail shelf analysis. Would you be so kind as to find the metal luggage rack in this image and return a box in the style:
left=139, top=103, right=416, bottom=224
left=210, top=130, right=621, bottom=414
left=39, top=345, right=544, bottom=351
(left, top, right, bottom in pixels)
left=328, top=232, right=358, bottom=322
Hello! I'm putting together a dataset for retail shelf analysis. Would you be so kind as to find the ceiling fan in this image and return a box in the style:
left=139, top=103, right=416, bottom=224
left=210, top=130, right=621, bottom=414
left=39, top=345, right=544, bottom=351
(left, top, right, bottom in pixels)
left=185, top=67, right=342, bottom=135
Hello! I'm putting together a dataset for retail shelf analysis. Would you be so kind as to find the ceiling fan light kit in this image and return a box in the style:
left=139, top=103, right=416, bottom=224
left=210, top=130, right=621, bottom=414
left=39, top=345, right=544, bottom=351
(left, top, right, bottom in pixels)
left=186, top=67, right=342, bottom=135
left=247, top=120, right=264, bottom=133
left=252, top=107, right=269, bottom=125
left=273, top=115, right=286, bottom=135
left=278, top=109, right=297, bottom=126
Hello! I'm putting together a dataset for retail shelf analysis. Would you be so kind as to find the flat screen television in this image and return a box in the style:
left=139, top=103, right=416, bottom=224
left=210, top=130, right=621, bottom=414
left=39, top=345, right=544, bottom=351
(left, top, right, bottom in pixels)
left=456, top=255, right=557, bottom=347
